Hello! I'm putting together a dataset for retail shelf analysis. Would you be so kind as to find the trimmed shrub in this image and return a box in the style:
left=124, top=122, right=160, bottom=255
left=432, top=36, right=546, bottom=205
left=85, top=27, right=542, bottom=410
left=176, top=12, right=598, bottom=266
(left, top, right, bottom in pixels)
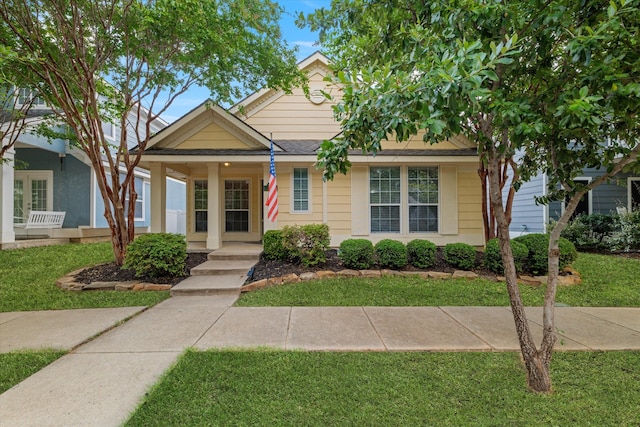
left=407, top=239, right=437, bottom=269
left=124, top=233, right=187, bottom=279
left=339, top=239, right=375, bottom=269
left=281, top=224, right=330, bottom=267
left=263, top=230, right=287, bottom=261
left=443, top=243, right=476, bottom=270
left=483, top=238, right=529, bottom=274
left=561, top=213, right=618, bottom=251
left=374, top=239, right=408, bottom=269
left=513, top=233, right=578, bottom=275
left=615, top=210, right=640, bottom=251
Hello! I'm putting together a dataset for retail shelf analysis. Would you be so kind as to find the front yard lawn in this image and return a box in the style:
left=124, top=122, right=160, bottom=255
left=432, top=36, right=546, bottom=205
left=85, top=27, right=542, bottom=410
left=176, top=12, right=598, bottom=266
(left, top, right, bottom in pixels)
left=0, top=350, right=66, bottom=393
left=126, top=350, right=640, bottom=426
left=0, top=243, right=169, bottom=312
left=236, top=253, right=640, bottom=307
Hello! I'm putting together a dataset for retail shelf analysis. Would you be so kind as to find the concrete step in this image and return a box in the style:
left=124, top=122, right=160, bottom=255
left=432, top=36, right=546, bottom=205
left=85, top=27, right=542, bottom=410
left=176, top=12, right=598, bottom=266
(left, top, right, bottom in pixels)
left=190, top=259, right=256, bottom=276
left=207, top=246, right=262, bottom=261
left=170, top=275, right=246, bottom=297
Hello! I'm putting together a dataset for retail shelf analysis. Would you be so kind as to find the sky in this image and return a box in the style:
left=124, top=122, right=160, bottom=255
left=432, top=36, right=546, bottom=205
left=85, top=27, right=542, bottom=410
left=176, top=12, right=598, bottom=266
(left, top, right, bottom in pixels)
left=160, top=0, right=332, bottom=123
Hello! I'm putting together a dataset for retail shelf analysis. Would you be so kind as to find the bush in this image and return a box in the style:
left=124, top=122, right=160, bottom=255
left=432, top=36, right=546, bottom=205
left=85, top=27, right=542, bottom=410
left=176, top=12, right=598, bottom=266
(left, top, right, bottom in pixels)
left=374, top=239, right=408, bottom=269
left=513, top=233, right=578, bottom=275
left=443, top=243, right=476, bottom=270
left=263, top=230, right=287, bottom=261
left=615, top=210, right=640, bottom=251
left=124, top=233, right=187, bottom=279
left=339, top=239, right=375, bottom=269
left=281, top=224, right=330, bottom=267
left=483, top=238, right=529, bottom=274
left=407, top=239, right=437, bottom=269
left=561, top=213, right=618, bottom=251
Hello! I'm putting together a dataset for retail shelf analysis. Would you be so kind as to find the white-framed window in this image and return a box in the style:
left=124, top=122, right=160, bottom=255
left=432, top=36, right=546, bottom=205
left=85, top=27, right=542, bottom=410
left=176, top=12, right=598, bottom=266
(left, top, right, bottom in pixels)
left=370, top=166, right=401, bottom=233
left=408, top=166, right=439, bottom=232
left=102, top=121, right=116, bottom=141
left=124, top=176, right=144, bottom=221
left=224, top=180, right=250, bottom=232
left=16, top=88, right=46, bottom=108
left=194, top=180, right=208, bottom=232
left=292, top=167, right=310, bottom=212
left=629, top=177, right=640, bottom=212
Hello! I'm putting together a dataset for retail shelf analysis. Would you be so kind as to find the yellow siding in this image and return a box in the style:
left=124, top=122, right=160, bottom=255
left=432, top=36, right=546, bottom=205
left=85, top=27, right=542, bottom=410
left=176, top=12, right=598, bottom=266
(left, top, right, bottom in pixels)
left=380, top=132, right=460, bottom=150
left=244, top=72, right=342, bottom=140
left=326, top=174, right=352, bottom=235
left=178, top=123, right=249, bottom=149
left=457, top=169, right=484, bottom=235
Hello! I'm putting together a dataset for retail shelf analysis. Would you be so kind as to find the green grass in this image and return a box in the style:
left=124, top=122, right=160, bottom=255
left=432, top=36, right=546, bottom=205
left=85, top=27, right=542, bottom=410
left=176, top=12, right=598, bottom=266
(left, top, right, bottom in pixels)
left=0, top=242, right=170, bottom=312
left=0, top=350, right=66, bottom=393
left=126, top=350, right=640, bottom=426
left=237, top=253, right=640, bottom=307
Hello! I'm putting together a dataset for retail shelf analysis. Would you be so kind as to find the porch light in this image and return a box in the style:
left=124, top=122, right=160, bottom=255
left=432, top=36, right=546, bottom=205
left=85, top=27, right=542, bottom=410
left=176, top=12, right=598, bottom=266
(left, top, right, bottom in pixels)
left=224, top=162, right=230, bottom=166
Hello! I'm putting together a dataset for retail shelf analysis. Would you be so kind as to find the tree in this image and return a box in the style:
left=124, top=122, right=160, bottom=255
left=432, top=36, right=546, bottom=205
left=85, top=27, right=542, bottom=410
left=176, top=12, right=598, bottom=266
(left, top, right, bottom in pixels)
left=304, top=0, right=640, bottom=392
left=1, top=0, right=303, bottom=264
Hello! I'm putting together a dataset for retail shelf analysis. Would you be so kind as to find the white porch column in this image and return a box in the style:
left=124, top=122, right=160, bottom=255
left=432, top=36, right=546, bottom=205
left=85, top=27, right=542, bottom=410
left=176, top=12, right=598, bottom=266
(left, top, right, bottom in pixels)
left=206, top=162, right=221, bottom=249
left=263, top=163, right=278, bottom=233
left=149, top=163, right=166, bottom=233
left=0, top=148, right=16, bottom=247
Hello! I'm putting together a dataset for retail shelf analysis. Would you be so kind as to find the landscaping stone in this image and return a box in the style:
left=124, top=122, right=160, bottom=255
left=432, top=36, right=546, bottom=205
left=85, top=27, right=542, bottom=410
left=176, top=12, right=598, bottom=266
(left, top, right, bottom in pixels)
left=281, top=273, right=300, bottom=284
left=242, top=279, right=269, bottom=292
left=518, top=275, right=544, bottom=286
left=299, top=272, right=319, bottom=281
left=452, top=270, right=478, bottom=279
left=141, top=284, right=171, bottom=291
left=427, top=271, right=451, bottom=279
left=337, top=269, right=360, bottom=277
left=115, top=283, right=135, bottom=291
left=360, top=270, right=381, bottom=278
left=381, top=269, right=403, bottom=277
left=559, top=275, right=582, bottom=286
left=316, top=270, right=336, bottom=278
left=83, top=281, right=118, bottom=290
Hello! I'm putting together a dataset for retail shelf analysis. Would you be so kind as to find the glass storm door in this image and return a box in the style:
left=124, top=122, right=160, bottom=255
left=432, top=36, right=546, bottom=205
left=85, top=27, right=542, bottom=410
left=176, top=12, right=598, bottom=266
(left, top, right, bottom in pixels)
left=14, top=171, right=53, bottom=223
left=224, top=180, right=249, bottom=232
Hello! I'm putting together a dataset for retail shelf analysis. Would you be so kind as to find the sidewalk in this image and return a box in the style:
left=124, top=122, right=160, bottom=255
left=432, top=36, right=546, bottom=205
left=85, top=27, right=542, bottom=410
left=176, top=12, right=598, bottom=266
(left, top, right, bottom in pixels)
left=1, top=297, right=639, bottom=426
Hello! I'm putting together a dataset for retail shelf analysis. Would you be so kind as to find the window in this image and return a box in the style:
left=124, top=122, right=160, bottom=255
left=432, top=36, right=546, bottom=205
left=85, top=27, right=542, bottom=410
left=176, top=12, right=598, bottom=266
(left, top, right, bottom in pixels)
left=370, top=167, right=401, bottom=232
left=125, top=176, right=144, bottom=221
left=194, top=180, right=208, bottom=232
left=408, top=167, right=439, bottom=232
left=16, top=88, right=46, bottom=108
left=102, top=122, right=116, bottom=141
left=225, top=180, right=249, bottom=232
left=293, top=168, right=309, bottom=212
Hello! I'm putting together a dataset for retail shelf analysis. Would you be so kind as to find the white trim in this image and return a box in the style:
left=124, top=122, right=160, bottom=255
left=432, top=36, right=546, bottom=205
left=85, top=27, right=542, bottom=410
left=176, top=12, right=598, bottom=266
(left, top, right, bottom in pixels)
left=138, top=154, right=478, bottom=165
left=290, top=166, right=311, bottom=214
left=629, top=177, right=640, bottom=212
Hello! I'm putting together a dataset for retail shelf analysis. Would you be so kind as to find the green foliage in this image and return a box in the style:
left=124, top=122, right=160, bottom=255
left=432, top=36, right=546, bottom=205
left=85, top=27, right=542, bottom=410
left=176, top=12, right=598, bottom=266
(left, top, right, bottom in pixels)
left=443, top=243, right=477, bottom=270
left=513, top=233, right=578, bottom=275
left=281, top=224, right=330, bottom=267
left=374, top=239, right=408, bottom=269
left=339, top=239, right=374, bottom=270
left=560, top=214, right=619, bottom=251
left=0, top=350, right=66, bottom=394
left=263, top=230, right=287, bottom=261
left=615, top=210, right=640, bottom=251
left=125, top=233, right=187, bottom=279
left=484, top=238, right=529, bottom=274
left=406, top=239, right=437, bottom=269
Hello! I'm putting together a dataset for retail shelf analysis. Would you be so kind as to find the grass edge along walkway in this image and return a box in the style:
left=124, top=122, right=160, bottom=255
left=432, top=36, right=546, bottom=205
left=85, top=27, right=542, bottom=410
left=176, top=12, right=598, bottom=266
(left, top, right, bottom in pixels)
left=126, top=349, right=640, bottom=426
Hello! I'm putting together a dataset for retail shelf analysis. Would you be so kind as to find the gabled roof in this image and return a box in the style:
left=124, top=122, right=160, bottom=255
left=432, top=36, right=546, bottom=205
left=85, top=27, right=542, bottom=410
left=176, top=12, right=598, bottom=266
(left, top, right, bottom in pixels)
left=145, top=100, right=277, bottom=151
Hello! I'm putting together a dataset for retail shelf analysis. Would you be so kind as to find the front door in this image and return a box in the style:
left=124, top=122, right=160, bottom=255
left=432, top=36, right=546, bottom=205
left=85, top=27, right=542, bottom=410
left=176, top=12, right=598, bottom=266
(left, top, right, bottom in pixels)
left=224, top=180, right=249, bottom=233
left=14, top=171, right=53, bottom=224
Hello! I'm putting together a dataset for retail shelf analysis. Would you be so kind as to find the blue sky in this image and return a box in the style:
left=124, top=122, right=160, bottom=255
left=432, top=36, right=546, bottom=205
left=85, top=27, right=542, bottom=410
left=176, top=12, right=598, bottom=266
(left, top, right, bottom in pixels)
left=160, top=0, right=332, bottom=123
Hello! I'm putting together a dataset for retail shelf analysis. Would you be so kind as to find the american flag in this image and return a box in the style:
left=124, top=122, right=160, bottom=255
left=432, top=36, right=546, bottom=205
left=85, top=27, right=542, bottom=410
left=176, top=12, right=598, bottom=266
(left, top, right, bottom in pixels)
left=266, top=139, right=278, bottom=222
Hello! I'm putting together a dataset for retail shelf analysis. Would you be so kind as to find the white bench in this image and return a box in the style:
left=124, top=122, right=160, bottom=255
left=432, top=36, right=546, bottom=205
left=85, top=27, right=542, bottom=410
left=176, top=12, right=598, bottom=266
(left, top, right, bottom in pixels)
left=16, top=211, right=66, bottom=230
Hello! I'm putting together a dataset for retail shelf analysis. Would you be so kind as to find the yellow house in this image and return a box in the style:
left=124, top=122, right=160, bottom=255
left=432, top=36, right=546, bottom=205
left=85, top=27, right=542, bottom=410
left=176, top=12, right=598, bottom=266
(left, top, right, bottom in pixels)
left=139, top=52, right=483, bottom=249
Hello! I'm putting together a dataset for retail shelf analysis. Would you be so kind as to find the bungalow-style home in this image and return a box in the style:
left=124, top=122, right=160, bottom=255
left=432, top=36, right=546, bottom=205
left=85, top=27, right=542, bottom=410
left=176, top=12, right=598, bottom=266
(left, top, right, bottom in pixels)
left=507, top=167, right=639, bottom=237
left=0, top=91, right=186, bottom=249
left=139, top=52, right=484, bottom=249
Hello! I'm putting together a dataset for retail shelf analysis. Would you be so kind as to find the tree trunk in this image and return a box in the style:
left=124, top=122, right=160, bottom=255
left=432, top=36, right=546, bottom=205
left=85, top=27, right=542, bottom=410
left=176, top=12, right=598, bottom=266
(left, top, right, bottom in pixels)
left=487, top=148, right=552, bottom=393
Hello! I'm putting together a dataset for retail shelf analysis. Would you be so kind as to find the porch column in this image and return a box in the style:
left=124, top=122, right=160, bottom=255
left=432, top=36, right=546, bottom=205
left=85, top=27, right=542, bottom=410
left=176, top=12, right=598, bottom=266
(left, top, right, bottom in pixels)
left=0, top=148, right=16, bottom=247
left=149, top=163, right=166, bottom=233
left=263, top=163, right=278, bottom=232
left=206, top=162, right=221, bottom=250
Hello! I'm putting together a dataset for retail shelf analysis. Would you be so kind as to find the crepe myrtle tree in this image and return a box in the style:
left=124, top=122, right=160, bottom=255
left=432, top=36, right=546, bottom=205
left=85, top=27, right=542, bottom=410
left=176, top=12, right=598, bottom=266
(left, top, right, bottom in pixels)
left=1, top=0, right=303, bottom=264
left=304, top=0, right=640, bottom=392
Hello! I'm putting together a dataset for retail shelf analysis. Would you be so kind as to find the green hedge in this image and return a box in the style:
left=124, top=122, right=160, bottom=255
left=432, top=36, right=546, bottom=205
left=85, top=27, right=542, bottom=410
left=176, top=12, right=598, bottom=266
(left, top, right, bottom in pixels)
left=124, top=233, right=186, bottom=279
left=483, top=238, right=529, bottom=274
left=443, top=243, right=476, bottom=270
left=407, top=239, right=437, bottom=269
left=513, top=233, right=578, bottom=275
left=281, top=224, right=330, bottom=267
left=339, top=239, right=375, bottom=269
left=374, top=239, right=408, bottom=269
left=263, top=230, right=287, bottom=261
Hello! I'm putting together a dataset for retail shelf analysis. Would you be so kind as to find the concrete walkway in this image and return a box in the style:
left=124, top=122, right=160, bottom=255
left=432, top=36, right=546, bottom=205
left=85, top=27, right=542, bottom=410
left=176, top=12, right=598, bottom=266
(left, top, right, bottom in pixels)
left=1, top=297, right=639, bottom=426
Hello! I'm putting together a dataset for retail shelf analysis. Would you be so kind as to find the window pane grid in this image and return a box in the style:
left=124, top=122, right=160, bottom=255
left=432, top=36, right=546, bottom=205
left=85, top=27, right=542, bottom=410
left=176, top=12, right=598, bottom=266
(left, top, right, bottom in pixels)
left=408, top=167, right=439, bottom=232
left=370, top=167, right=401, bottom=233
left=293, top=168, right=309, bottom=212
left=194, top=180, right=208, bottom=232
left=225, top=180, right=249, bottom=232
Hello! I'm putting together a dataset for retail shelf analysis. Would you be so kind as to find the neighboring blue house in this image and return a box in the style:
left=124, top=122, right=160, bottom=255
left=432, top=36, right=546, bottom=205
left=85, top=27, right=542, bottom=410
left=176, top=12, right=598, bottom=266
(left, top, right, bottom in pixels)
left=507, top=165, right=639, bottom=237
left=1, top=94, right=186, bottom=249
